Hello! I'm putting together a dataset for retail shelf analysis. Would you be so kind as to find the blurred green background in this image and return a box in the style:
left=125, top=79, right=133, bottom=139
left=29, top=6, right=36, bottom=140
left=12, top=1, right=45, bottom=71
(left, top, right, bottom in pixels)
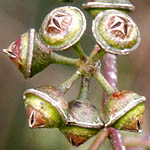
left=0, top=0, right=150, bottom=150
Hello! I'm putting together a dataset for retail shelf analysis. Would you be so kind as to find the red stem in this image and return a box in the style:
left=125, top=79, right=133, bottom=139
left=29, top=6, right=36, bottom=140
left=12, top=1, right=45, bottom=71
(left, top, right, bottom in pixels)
left=101, top=54, right=117, bottom=121
left=102, top=54, right=126, bottom=150
left=88, top=128, right=109, bottom=150
left=124, top=136, right=150, bottom=149
left=108, top=128, right=126, bottom=150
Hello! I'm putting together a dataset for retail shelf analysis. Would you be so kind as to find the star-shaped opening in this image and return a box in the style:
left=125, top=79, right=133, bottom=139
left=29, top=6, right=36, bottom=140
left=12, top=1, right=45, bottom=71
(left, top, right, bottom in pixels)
left=108, top=15, right=131, bottom=39
left=46, top=11, right=72, bottom=34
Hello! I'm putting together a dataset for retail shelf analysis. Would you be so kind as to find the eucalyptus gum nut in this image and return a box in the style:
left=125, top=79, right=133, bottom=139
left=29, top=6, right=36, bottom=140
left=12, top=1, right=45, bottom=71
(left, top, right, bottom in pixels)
left=40, top=6, right=86, bottom=51
left=92, top=10, right=140, bottom=55
left=60, top=125, right=99, bottom=147
left=83, top=0, right=135, bottom=17
left=113, top=102, right=145, bottom=132
left=3, top=29, right=52, bottom=79
left=59, top=100, right=103, bottom=147
left=23, top=85, right=68, bottom=128
left=68, top=100, right=103, bottom=128
left=105, top=90, right=146, bottom=132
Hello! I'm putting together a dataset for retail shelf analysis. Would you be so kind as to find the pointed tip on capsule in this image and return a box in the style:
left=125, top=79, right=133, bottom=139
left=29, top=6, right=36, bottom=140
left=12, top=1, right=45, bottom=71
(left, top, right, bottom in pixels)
left=2, top=48, right=17, bottom=58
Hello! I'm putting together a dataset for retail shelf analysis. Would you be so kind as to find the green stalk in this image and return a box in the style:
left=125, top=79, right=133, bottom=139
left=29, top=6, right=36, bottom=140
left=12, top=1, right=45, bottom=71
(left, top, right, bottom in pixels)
left=94, top=70, right=115, bottom=96
left=51, top=52, right=78, bottom=66
left=93, top=49, right=106, bottom=61
left=58, top=71, right=81, bottom=94
left=78, top=76, right=90, bottom=101
left=89, top=45, right=106, bottom=62
left=72, top=42, right=88, bottom=60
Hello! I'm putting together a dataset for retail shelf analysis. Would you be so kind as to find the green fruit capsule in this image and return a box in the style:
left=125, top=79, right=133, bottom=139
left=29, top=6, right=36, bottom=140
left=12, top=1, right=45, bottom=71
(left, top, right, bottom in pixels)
left=60, top=99, right=103, bottom=147
left=105, top=90, right=146, bottom=132
left=83, top=0, right=135, bottom=17
left=92, top=10, right=140, bottom=55
left=3, top=29, right=52, bottom=79
left=24, top=85, right=68, bottom=128
left=40, top=6, right=86, bottom=51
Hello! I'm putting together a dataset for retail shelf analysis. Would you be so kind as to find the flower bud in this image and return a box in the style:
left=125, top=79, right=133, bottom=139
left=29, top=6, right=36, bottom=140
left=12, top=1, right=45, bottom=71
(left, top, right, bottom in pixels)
left=3, top=29, right=51, bottom=79
left=105, top=90, right=146, bottom=132
left=60, top=99, right=103, bottom=147
left=92, top=10, right=140, bottom=55
left=40, top=6, right=86, bottom=51
left=24, top=85, right=68, bottom=128
left=83, top=0, right=135, bottom=17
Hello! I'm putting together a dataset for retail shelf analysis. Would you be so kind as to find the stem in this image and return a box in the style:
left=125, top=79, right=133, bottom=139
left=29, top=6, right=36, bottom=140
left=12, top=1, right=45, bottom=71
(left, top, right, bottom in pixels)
left=36, top=35, right=78, bottom=66
left=89, top=45, right=106, bottom=62
left=88, top=128, right=109, bottom=150
left=101, top=54, right=118, bottom=121
left=72, top=42, right=87, bottom=60
left=78, top=76, right=90, bottom=101
left=58, top=70, right=81, bottom=94
left=51, top=52, right=78, bottom=66
left=94, top=70, right=115, bottom=96
left=108, top=128, right=126, bottom=150
left=89, top=45, right=106, bottom=63
left=124, top=136, right=150, bottom=148
left=102, top=54, right=125, bottom=150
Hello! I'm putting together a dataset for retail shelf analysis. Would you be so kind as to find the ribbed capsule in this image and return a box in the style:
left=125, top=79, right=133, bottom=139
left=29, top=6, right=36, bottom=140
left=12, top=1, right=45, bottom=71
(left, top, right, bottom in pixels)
left=105, top=90, right=146, bottom=132
left=92, top=10, right=140, bottom=55
left=60, top=99, right=103, bottom=147
left=40, top=6, right=86, bottom=51
left=83, top=0, right=135, bottom=17
left=24, top=85, right=68, bottom=128
left=3, top=29, right=52, bottom=79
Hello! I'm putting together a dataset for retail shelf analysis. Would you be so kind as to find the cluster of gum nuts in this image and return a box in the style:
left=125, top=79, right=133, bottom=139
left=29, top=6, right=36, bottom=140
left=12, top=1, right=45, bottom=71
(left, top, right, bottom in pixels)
left=3, top=0, right=146, bottom=147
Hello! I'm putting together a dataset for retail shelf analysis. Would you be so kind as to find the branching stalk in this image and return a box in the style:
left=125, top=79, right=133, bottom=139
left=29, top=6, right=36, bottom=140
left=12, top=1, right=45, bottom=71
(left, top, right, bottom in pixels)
left=58, top=70, right=81, bottom=94
left=94, top=70, right=115, bottom=96
left=51, top=52, right=78, bottom=66
left=78, top=75, right=90, bottom=100
left=72, top=42, right=88, bottom=60
left=89, top=45, right=106, bottom=62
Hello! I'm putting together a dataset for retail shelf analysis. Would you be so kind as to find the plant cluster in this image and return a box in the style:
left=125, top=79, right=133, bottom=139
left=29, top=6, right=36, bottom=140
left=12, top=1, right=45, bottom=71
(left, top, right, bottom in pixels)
left=2, top=0, right=146, bottom=149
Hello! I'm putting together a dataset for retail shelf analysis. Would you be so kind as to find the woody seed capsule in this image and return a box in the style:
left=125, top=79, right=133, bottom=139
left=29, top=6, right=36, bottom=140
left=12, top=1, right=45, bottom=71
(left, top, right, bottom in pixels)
left=40, top=6, right=86, bottom=51
left=105, top=90, right=146, bottom=132
left=24, top=85, right=68, bottom=128
left=92, top=10, right=140, bottom=55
